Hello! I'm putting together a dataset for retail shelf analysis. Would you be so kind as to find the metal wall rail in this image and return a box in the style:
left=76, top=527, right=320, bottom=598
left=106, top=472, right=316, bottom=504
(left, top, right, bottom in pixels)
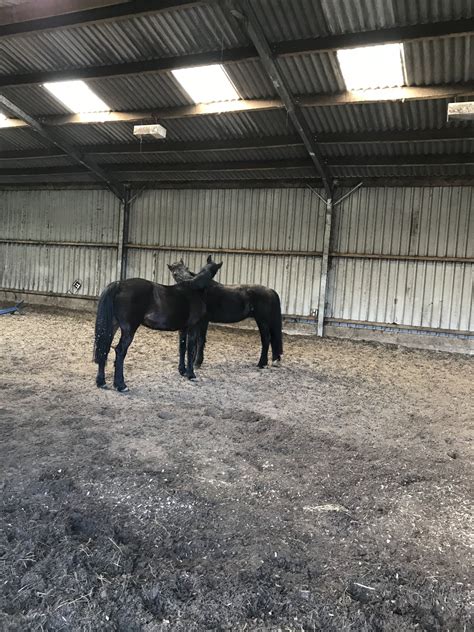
left=0, top=238, right=118, bottom=248
left=125, top=243, right=473, bottom=264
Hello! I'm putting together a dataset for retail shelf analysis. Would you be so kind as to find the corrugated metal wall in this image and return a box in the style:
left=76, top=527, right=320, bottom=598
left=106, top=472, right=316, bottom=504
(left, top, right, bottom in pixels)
left=0, top=189, right=120, bottom=296
left=127, top=188, right=325, bottom=316
left=328, top=187, right=473, bottom=333
left=0, top=185, right=472, bottom=338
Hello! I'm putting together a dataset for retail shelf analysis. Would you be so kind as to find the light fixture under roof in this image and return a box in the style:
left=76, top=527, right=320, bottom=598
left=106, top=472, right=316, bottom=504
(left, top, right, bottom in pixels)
left=172, top=65, right=240, bottom=103
left=337, top=43, right=406, bottom=90
left=44, top=80, right=110, bottom=113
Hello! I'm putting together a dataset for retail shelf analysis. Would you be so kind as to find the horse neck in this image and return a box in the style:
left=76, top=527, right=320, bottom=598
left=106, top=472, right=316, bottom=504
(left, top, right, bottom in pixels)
left=185, top=269, right=213, bottom=290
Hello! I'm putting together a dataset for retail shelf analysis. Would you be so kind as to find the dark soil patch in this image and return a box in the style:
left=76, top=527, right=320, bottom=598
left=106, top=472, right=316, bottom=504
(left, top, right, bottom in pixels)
left=0, top=308, right=472, bottom=631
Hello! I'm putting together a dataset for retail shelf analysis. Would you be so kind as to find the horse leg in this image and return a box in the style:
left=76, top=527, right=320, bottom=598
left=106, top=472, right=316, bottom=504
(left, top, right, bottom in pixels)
left=256, top=320, right=271, bottom=369
left=194, top=318, right=208, bottom=368
left=113, top=325, right=138, bottom=392
left=96, top=323, right=118, bottom=388
left=185, top=328, right=198, bottom=380
left=178, top=330, right=187, bottom=375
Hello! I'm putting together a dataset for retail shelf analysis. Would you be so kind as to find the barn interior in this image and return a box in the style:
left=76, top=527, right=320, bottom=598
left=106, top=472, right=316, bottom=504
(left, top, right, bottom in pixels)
left=0, top=2, right=473, bottom=630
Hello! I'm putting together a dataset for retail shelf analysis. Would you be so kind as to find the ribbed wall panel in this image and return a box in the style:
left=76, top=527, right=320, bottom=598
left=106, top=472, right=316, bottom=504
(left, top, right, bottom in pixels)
left=0, top=243, right=117, bottom=296
left=328, top=186, right=473, bottom=332
left=129, top=188, right=326, bottom=252
left=127, top=248, right=321, bottom=317
left=327, top=259, right=473, bottom=332
left=332, top=187, right=473, bottom=258
left=0, top=189, right=120, bottom=296
left=0, top=189, right=120, bottom=243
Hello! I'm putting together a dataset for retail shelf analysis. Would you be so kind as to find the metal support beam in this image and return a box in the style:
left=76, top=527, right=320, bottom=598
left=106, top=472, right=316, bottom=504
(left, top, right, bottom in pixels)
left=0, top=154, right=471, bottom=178
left=0, top=95, right=125, bottom=200
left=317, top=197, right=333, bottom=337
left=225, top=0, right=333, bottom=198
left=117, top=188, right=131, bottom=280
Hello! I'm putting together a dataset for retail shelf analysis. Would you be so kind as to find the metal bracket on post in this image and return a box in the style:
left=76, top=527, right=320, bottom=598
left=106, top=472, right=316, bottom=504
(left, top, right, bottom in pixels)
left=333, top=181, right=363, bottom=208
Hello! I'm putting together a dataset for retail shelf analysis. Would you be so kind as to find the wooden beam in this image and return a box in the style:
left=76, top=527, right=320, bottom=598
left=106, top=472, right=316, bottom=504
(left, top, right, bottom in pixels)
left=0, top=95, right=125, bottom=199
left=1, top=128, right=473, bottom=161
left=1, top=84, right=472, bottom=130
left=0, top=1, right=200, bottom=37
left=225, top=0, right=333, bottom=197
left=1, top=16, right=473, bottom=85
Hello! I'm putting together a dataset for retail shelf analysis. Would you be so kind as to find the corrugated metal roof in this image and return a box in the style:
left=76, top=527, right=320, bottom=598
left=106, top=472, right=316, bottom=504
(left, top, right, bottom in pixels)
left=302, top=99, right=474, bottom=133
left=331, top=164, right=474, bottom=178
left=161, top=110, right=296, bottom=141
left=0, top=1, right=472, bottom=185
left=0, top=128, right=47, bottom=151
left=0, top=4, right=246, bottom=75
left=404, top=35, right=474, bottom=85
left=322, top=139, right=474, bottom=157
left=102, top=145, right=309, bottom=164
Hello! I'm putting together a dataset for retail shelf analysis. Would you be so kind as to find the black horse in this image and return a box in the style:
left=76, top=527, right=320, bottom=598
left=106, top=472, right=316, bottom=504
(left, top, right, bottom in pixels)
left=168, top=257, right=283, bottom=371
left=94, top=257, right=223, bottom=391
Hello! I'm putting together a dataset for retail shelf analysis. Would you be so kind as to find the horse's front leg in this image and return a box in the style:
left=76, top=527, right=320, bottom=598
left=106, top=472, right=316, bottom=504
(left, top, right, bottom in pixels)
left=185, top=328, right=198, bottom=380
left=194, top=318, right=208, bottom=368
left=178, top=329, right=187, bottom=375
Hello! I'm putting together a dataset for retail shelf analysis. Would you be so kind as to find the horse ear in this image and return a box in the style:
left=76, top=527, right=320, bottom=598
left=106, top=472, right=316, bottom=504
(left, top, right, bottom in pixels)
left=217, top=262, right=223, bottom=269
left=180, top=258, right=184, bottom=264
left=167, top=264, right=172, bottom=270
left=207, top=254, right=212, bottom=264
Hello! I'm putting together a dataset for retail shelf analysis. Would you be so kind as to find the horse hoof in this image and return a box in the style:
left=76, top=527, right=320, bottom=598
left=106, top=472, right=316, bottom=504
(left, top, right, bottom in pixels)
left=97, top=383, right=107, bottom=389
left=115, top=385, right=129, bottom=393
left=272, top=359, right=281, bottom=367
left=257, top=364, right=267, bottom=370
left=178, top=368, right=186, bottom=376
left=186, top=373, right=197, bottom=380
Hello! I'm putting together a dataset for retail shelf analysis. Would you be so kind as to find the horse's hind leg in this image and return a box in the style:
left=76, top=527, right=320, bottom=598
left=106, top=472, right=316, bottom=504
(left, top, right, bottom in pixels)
left=256, top=319, right=270, bottom=369
left=178, top=330, right=187, bottom=375
left=194, top=318, right=208, bottom=368
left=113, top=324, right=138, bottom=392
left=96, top=323, right=118, bottom=388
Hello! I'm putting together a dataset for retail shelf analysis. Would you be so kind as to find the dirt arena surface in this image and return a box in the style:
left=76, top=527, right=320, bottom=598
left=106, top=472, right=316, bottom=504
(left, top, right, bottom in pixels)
left=1, top=307, right=472, bottom=631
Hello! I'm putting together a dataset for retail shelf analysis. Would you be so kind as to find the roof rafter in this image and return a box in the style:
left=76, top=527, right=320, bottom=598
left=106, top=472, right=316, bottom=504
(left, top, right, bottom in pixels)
left=1, top=128, right=472, bottom=161
left=0, top=95, right=125, bottom=199
left=0, top=154, right=471, bottom=178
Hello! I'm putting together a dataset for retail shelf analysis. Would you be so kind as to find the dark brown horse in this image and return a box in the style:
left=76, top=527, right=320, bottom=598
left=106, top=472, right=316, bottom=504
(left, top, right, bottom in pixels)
left=168, top=258, right=283, bottom=372
left=94, top=257, right=222, bottom=391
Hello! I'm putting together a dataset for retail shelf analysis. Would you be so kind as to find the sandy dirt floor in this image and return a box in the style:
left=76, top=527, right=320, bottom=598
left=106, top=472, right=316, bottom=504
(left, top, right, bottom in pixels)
left=1, top=308, right=473, bottom=631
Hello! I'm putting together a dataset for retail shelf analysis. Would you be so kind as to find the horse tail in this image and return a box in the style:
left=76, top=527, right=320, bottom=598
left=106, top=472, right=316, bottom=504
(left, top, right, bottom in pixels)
left=269, top=290, right=283, bottom=358
left=93, top=281, right=120, bottom=364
